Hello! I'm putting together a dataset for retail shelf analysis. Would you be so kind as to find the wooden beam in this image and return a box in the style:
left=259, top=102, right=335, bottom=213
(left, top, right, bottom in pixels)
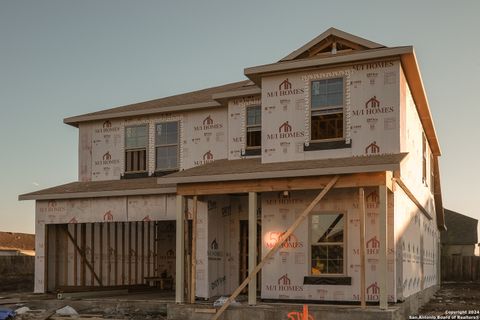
left=248, top=192, right=257, bottom=305
left=190, top=196, right=198, bottom=304
left=359, top=188, right=366, bottom=309
left=394, top=178, right=432, bottom=220
left=64, top=226, right=103, bottom=286
left=175, top=195, right=186, bottom=303
left=177, top=172, right=386, bottom=196
left=212, top=175, right=339, bottom=320
left=378, top=185, right=388, bottom=310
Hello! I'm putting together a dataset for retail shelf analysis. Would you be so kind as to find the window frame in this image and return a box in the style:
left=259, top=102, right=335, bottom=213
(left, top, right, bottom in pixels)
left=245, top=105, right=262, bottom=150
left=155, top=121, right=180, bottom=171
left=124, top=124, right=148, bottom=174
left=309, top=76, right=346, bottom=143
left=308, top=211, right=347, bottom=277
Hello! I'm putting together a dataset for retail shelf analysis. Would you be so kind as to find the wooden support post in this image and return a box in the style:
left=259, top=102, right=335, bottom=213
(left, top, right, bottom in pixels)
left=359, top=188, right=366, bottom=309
left=122, top=222, right=125, bottom=285
left=81, top=224, right=86, bottom=286
left=55, top=225, right=60, bottom=289
left=147, top=221, right=151, bottom=278
left=379, top=185, right=388, bottom=309
left=128, top=222, right=132, bottom=285
left=63, top=225, right=68, bottom=286
left=141, top=221, right=145, bottom=283
left=107, top=222, right=111, bottom=286
left=176, top=195, right=186, bottom=303
left=135, top=221, right=138, bottom=284
left=248, top=192, right=257, bottom=305
left=190, top=196, right=198, bottom=304
left=212, top=176, right=339, bottom=320
left=73, top=225, right=78, bottom=286
left=100, top=223, right=103, bottom=286
left=91, top=224, right=95, bottom=286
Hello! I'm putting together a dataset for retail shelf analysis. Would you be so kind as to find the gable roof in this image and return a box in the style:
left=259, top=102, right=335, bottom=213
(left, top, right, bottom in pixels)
left=280, top=27, right=385, bottom=62
left=64, top=80, right=259, bottom=127
left=441, top=209, right=478, bottom=245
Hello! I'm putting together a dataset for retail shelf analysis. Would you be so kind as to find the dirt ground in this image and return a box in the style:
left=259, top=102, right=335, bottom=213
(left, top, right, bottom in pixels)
left=418, top=282, right=480, bottom=316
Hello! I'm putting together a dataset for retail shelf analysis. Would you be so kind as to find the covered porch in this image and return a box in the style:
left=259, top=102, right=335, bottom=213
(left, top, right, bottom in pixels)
left=159, top=154, right=406, bottom=317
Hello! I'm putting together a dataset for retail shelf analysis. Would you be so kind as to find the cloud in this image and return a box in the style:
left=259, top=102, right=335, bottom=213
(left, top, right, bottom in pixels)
left=32, top=182, right=40, bottom=187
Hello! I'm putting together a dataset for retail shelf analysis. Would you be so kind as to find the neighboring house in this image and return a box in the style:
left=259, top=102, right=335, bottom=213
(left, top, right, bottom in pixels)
left=441, top=209, right=478, bottom=256
left=0, top=232, right=35, bottom=256
left=20, top=28, right=445, bottom=309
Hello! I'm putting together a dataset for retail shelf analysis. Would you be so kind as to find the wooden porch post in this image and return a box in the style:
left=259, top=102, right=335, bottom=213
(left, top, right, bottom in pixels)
left=359, top=188, right=366, bottom=309
left=379, top=185, right=388, bottom=309
left=248, top=192, right=257, bottom=305
left=190, top=196, right=198, bottom=304
left=175, top=195, right=186, bottom=303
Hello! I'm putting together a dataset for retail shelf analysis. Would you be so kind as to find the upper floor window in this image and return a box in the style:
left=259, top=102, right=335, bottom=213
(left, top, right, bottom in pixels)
left=156, top=121, right=179, bottom=171
left=125, top=125, right=148, bottom=173
left=310, top=212, right=345, bottom=275
left=246, top=105, right=261, bottom=149
left=310, top=78, right=344, bottom=141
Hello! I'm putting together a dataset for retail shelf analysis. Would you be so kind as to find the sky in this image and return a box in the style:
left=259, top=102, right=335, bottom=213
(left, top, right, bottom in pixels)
left=0, top=0, right=479, bottom=237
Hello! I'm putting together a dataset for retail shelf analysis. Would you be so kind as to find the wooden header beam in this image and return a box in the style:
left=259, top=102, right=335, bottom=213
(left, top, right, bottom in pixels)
left=177, top=172, right=390, bottom=196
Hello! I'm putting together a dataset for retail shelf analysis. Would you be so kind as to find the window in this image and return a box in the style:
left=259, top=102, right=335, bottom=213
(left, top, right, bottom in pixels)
left=310, top=78, right=344, bottom=141
left=310, top=213, right=345, bottom=275
left=246, top=105, right=261, bottom=149
left=125, top=125, right=148, bottom=173
left=156, top=121, right=179, bottom=171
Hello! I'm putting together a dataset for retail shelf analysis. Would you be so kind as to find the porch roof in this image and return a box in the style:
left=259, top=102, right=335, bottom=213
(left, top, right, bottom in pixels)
left=18, top=177, right=176, bottom=201
left=159, top=153, right=408, bottom=185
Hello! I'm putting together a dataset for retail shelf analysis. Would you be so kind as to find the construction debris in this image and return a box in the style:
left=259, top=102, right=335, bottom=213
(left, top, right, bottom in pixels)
left=55, top=306, right=78, bottom=317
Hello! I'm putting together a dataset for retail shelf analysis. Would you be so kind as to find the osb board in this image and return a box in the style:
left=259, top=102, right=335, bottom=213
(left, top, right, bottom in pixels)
left=91, top=120, right=123, bottom=181
left=394, top=186, right=439, bottom=299
left=260, top=60, right=401, bottom=163
left=181, top=108, right=228, bottom=169
left=36, top=195, right=176, bottom=224
left=260, top=188, right=396, bottom=302
left=227, top=96, right=262, bottom=159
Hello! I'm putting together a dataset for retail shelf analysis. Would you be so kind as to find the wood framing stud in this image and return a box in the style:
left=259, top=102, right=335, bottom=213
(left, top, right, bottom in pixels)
left=190, top=196, right=198, bottom=304
left=248, top=192, right=258, bottom=305
left=378, top=185, right=388, bottom=310
left=359, top=188, right=366, bottom=309
left=212, top=175, right=339, bottom=320
left=175, top=195, right=186, bottom=303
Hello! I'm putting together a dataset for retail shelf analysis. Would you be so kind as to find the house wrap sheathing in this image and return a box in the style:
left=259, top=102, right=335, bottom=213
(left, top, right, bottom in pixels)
left=20, top=28, right=445, bottom=306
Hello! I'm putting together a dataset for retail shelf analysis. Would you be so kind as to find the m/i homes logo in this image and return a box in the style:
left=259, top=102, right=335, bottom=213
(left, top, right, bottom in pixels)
left=267, top=78, right=304, bottom=98
left=267, top=121, right=305, bottom=140
left=352, top=96, right=394, bottom=116
left=194, top=115, right=223, bottom=131
left=194, top=150, right=214, bottom=166
left=266, top=273, right=303, bottom=292
left=94, top=151, right=120, bottom=166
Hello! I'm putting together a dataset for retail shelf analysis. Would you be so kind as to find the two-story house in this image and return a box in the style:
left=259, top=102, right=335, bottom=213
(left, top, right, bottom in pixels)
left=20, top=28, right=445, bottom=311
